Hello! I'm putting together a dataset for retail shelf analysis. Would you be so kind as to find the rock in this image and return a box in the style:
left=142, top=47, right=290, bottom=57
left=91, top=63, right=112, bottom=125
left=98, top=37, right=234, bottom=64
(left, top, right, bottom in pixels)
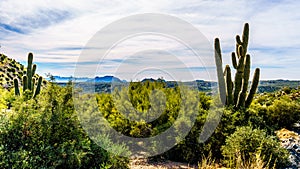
left=276, top=128, right=300, bottom=169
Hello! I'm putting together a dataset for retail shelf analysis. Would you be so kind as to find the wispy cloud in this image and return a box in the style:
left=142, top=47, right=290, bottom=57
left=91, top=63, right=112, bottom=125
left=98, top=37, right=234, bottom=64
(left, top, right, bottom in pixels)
left=0, top=0, right=299, bottom=80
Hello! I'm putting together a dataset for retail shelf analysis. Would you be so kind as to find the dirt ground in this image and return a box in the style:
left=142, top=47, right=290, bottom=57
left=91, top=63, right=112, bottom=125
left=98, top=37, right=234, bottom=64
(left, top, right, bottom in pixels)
left=129, top=158, right=198, bottom=169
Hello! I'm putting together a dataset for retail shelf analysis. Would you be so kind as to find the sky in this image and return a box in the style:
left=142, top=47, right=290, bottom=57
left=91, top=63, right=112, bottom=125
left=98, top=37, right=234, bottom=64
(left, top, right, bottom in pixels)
left=0, top=0, right=299, bottom=81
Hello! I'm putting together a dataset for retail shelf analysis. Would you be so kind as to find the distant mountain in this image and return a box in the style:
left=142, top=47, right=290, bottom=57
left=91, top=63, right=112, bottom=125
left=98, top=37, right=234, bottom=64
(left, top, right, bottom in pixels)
left=51, top=76, right=91, bottom=83
left=141, top=78, right=166, bottom=83
left=258, top=80, right=300, bottom=93
left=51, top=75, right=300, bottom=94
left=141, top=78, right=156, bottom=82
left=87, top=76, right=124, bottom=83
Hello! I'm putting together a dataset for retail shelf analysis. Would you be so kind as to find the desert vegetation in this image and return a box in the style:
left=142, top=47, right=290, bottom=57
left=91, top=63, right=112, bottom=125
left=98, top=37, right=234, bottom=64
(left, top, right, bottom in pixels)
left=0, top=23, right=299, bottom=168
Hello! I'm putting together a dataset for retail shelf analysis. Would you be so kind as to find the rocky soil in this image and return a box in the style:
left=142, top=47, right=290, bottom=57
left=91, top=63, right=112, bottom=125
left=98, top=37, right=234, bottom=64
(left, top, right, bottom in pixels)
left=276, top=128, right=300, bottom=169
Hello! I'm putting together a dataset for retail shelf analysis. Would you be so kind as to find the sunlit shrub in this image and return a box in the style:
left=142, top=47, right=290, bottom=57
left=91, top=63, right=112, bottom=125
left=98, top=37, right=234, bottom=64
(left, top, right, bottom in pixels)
left=222, top=126, right=289, bottom=168
left=0, top=83, right=129, bottom=168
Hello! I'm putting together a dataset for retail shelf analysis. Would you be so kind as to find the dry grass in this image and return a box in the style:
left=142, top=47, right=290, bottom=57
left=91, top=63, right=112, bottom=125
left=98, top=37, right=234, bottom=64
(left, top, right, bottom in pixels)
left=198, top=152, right=275, bottom=169
left=129, top=152, right=276, bottom=169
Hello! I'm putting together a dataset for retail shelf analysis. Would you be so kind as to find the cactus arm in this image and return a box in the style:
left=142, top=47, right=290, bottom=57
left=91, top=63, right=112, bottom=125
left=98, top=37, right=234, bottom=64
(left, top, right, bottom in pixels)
left=225, top=65, right=233, bottom=105
left=242, top=23, right=249, bottom=55
left=32, top=64, right=36, bottom=76
left=33, top=76, right=42, bottom=98
left=245, top=68, right=260, bottom=108
left=231, top=52, right=238, bottom=69
left=236, top=35, right=242, bottom=56
left=238, top=45, right=244, bottom=58
left=22, top=75, right=28, bottom=92
left=236, top=35, right=242, bottom=45
left=214, top=38, right=226, bottom=105
left=14, top=79, right=20, bottom=96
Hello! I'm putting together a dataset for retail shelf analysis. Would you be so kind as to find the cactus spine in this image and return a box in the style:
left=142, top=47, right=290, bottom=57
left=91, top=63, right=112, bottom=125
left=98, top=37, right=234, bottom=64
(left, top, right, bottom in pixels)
left=14, top=53, right=43, bottom=98
left=214, top=23, right=260, bottom=109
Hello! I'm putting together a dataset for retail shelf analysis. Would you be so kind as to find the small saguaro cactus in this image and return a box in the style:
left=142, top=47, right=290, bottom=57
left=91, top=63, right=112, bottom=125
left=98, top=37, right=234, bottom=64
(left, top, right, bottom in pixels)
left=14, top=53, right=43, bottom=98
left=214, top=23, right=260, bottom=109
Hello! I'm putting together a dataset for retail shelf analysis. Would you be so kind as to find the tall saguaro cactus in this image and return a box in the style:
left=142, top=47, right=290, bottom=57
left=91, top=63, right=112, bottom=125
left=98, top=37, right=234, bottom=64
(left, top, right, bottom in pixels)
left=14, top=53, right=43, bottom=98
left=214, top=23, right=260, bottom=109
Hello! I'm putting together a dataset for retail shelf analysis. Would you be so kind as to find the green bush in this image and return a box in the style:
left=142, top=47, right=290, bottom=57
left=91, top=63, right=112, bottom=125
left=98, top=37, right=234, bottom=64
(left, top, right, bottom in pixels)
left=0, top=83, right=129, bottom=168
left=0, top=87, right=15, bottom=109
left=251, top=92, right=300, bottom=129
left=96, top=81, right=212, bottom=163
left=221, top=126, right=289, bottom=168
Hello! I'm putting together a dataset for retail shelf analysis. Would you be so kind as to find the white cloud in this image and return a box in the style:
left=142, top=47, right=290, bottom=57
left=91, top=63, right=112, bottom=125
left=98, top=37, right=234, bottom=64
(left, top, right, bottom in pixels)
left=0, top=0, right=299, bottom=80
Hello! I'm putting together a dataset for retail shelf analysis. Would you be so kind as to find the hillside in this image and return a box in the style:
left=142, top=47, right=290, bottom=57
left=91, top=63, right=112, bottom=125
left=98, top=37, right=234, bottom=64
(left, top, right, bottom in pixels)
left=0, top=54, right=26, bottom=88
left=0, top=53, right=46, bottom=89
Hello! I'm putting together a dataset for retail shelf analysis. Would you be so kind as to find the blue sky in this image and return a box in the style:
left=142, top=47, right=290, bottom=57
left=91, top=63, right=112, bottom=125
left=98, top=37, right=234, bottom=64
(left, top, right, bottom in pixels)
left=0, top=0, right=299, bottom=81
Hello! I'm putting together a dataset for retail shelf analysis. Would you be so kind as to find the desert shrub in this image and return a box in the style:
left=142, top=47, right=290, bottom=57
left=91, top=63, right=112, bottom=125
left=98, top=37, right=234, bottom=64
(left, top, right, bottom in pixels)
left=221, top=126, right=289, bottom=168
left=0, top=87, right=15, bottom=109
left=282, top=86, right=292, bottom=94
left=251, top=92, right=300, bottom=129
left=0, top=87, right=11, bottom=109
left=162, top=107, right=208, bottom=163
left=96, top=81, right=182, bottom=138
left=0, top=83, right=129, bottom=168
left=96, top=81, right=213, bottom=163
left=267, top=96, right=300, bottom=128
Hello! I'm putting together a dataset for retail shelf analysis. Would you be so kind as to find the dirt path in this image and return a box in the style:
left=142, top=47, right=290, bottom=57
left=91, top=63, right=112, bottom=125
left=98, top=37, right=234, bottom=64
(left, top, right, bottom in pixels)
left=129, top=158, right=198, bottom=169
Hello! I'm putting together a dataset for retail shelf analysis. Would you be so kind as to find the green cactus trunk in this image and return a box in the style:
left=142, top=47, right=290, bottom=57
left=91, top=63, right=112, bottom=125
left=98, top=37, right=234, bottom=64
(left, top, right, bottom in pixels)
left=237, top=54, right=251, bottom=107
left=233, top=53, right=245, bottom=105
left=27, top=53, right=33, bottom=91
left=14, top=79, right=20, bottom=96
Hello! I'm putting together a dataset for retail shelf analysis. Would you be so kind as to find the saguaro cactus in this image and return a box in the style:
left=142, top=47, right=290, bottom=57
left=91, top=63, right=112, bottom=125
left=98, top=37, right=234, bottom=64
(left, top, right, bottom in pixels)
left=214, top=23, right=260, bottom=109
left=14, top=53, right=43, bottom=98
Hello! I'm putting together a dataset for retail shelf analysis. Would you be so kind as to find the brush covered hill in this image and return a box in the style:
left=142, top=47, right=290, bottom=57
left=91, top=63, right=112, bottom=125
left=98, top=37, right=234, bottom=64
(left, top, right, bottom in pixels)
left=0, top=53, right=46, bottom=89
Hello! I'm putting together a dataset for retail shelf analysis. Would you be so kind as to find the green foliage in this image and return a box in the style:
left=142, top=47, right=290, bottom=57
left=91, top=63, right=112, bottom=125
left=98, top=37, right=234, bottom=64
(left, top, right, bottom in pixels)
left=95, top=81, right=210, bottom=162
left=96, top=81, right=183, bottom=137
left=1, top=77, right=300, bottom=168
left=221, top=126, right=289, bottom=168
left=0, top=83, right=129, bottom=168
left=214, top=23, right=260, bottom=109
left=95, top=81, right=300, bottom=167
left=251, top=90, right=300, bottom=129
left=0, top=87, right=15, bottom=109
